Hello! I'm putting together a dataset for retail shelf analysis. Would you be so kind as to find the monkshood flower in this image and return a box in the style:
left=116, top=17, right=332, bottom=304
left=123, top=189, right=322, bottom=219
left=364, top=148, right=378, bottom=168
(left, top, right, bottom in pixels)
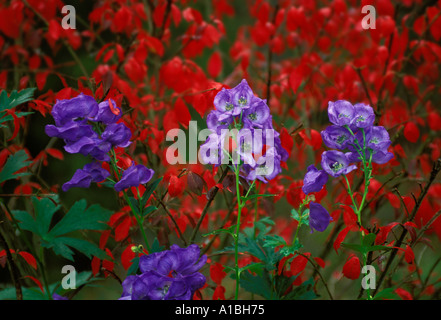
left=94, top=99, right=122, bottom=124
left=309, top=202, right=333, bottom=233
left=327, top=100, right=355, bottom=126
left=200, top=79, right=287, bottom=183
left=321, top=150, right=357, bottom=178
left=365, top=126, right=392, bottom=151
left=50, top=93, right=98, bottom=126
left=242, top=98, right=270, bottom=128
left=321, top=125, right=354, bottom=150
left=45, top=93, right=154, bottom=193
left=119, top=244, right=207, bottom=300
left=206, top=110, right=233, bottom=134
left=101, top=122, right=132, bottom=148
left=243, top=146, right=282, bottom=183
left=351, top=103, right=375, bottom=129
left=114, top=162, right=155, bottom=192
left=62, top=162, right=110, bottom=192
left=302, top=164, right=328, bottom=195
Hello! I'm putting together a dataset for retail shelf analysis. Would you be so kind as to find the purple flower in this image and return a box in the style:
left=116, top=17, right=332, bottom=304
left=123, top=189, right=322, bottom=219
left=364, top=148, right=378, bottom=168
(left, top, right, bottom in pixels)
left=206, top=110, right=233, bottom=133
left=321, top=150, right=357, bottom=178
left=114, top=162, right=155, bottom=192
left=213, top=80, right=254, bottom=119
left=62, top=162, right=110, bottom=192
left=63, top=135, right=112, bottom=162
left=213, top=88, right=234, bottom=114
left=45, top=121, right=96, bottom=141
left=328, top=100, right=355, bottom=126
left=235, top=128, right=263, bottom=167
left=321, top=125, right=354, bottom=150
left=120, top=244, right=207, bottom=300
left=302, top=165, right=328, bottom=195
left=309, top=202, right=332, bottom=233
left=231, top=79, right=254, bottom=111
left=51, top=93, right=98, bottom=126
left=52, top=293, right=69, bottom=300
left=93, top=99, right=122, bottom=124
left=366, top=126, right=391, bottom=151
left=101, top=122, right=132, bottom=148
left=350, top=103, right=375, bottom=129
left=243, top=98, right=270, bottom=128
left=244, top=147, right=282, bottom=183
left=199, top=133, right=223, bottom=166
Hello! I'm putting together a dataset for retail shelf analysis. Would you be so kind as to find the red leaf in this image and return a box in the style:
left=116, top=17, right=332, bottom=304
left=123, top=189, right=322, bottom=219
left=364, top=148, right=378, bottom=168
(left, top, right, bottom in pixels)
left=5, top=109, right=20, bottom=141
left=18, top=251, right=37, bottom=270
left=121, top=244, right=136, bottom=270
left=46, top=148, right=64, bottom=160
left=334, top=226, right=352, bottom=253
left=102, top=248, right=115, bottom=278
left=289, top=70, right=303, bottom=94
left=404, top=245, right=415, bottom=264
left=208, top=51, right=222, bottom=78
left=168, top=174, right=185, bottom=197
left=395, top=288, right=413, bottom=300
left=36, top=72, right=49, bottom=91
left=212, top=285, right=226, bottom=300
left=342, top=255, right=361, bottom=280
left=173, top=98, right=191, bottom=129
left=91, top=256, right=100, bottom=276
left=210, top=262, right=226, bottom=285
left=24, top=275, right=44, bottom=293
left=403, top=122, right=420, bottom=143
left=290, top=253, right=310, bottom=275
left=115, top=216, right=131, bottom=242
left=314, top=257, right=325, bottom=268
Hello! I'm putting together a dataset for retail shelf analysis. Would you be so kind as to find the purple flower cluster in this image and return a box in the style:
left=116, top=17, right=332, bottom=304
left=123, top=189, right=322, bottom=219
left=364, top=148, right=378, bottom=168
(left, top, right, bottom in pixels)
left=322, top=100, right=394, bottom=171
left=301, top=100, right=394, bottom=233
left=120, top=244, right=207, bottom=300
left=200, top=79, right=288, bottom=182
left=45, top=93, right=154, bottom=192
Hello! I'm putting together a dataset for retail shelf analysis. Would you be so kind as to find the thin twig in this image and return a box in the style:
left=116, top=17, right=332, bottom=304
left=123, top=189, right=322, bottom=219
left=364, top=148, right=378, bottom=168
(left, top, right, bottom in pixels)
left=374, top=158, right=441, bottom=295
left=0, top=224, right=22, bottom=300
left=189, top=166, right=230, bottom=244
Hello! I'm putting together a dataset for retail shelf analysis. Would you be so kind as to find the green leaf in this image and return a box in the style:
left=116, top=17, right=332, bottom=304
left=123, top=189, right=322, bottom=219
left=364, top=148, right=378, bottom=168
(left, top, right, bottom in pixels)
left=0, top=88, right=36, bottom=111
left=0, top=149, right=32, bottom=183
left=279, top=240, right=303, bottom=257
left=0, top=111, right=34, bottom=125
left=55, top=237, right=108, bottom=260
left=13, top=197, right=111, bottom=261
left=48, top=199, right=111, bottom=237
left=46, top=237, right=108, bottom=261
left=239, top=271, right=273, bottom=300
left=142, top=205, right=157, bottom=217
left=240, top=262, right=264, bottom=276
left=141, top=177, right=163, bottom=206
left=263, top=235, right=287, bottom=248
left=373, top=288, right=399, bottom=300
left=291, top=208, right=309, bottom=226
left=202, top=224, right=237, bottom=238
left=283, top=278, right=318, bottom=300
left=127, top=256, right=140, bottom=275
left=150, top=237, right=165, bottom=253
left=13, top=197, right=60, bottom=237
left=362, top=233, right=376, bottom=247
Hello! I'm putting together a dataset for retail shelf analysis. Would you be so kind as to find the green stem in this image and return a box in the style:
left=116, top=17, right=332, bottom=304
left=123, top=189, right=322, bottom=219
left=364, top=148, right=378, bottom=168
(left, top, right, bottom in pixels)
left=122, top=191, right=151, bottom=253
left=108, top=148, right=151, bottom=252
left=234, top=165, right=243, bottom=300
